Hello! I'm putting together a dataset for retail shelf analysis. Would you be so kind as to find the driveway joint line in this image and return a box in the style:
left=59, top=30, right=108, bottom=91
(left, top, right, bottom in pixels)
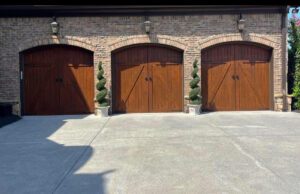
left=51, top=117, right=111, bottom=194
left=208, top=120, right=298, bottom=193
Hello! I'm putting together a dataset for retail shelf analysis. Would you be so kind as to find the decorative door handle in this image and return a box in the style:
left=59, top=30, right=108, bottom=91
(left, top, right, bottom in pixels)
left=55, top=78, right=63, bottom=82
left=232, top=75, right=239, bottom=80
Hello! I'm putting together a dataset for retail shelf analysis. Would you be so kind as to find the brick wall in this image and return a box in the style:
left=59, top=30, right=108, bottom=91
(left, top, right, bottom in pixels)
left=0, top=13, right=287, bottom=114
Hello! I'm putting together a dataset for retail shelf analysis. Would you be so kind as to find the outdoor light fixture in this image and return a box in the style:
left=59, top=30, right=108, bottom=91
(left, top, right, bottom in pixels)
left=237, top=14, right=245, bottom=32
left=51, top=17, right=59, bottom=35
left=144, top=20, right=151, bottom=34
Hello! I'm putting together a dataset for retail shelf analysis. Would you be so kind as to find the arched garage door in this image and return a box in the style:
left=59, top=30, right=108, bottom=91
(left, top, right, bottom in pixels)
left=112, top=44, right=183, bottom=113
left=22, top=45, right=94, bottom=115
left=201, top=42, right=272, bottom=111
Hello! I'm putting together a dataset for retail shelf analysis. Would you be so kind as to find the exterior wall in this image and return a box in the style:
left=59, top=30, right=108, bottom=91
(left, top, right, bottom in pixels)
left=0, top=13, right=287, bottom=114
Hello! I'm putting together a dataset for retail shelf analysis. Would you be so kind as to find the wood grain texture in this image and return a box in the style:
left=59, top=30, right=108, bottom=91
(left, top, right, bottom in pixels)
left=201, top=42, right=271, bottom=111
left=23, top=45, right=94, bottom=115
left=112, top=44, right=183, bottom=113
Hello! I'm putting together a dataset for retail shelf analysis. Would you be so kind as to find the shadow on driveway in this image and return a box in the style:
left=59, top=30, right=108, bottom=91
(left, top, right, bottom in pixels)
left=0, top=115, right=113, bottom=194
left=0, top=115, right=21, bottom=128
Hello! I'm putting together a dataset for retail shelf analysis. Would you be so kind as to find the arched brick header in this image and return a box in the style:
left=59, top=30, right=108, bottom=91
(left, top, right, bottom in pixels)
left=198, top=34, right=279, bottom=50
left=18, top=36, right=96, bottom=52
left=108, top=35, right=187, bottom=51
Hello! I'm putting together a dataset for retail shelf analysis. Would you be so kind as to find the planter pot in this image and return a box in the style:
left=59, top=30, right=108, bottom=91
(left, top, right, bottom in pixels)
left=287, top=95, right=293, bottom=112
left=95, top=106, right=110, bottom=117
left=187, top=104, right=202, bottom=115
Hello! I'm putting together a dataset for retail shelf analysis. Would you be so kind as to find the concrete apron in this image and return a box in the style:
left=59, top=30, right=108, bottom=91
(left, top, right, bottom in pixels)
left=0, top=111, right=299, bottom=194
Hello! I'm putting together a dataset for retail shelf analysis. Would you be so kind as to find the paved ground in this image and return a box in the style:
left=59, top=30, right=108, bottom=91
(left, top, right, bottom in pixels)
left=0, top=112, right=300, bottom=194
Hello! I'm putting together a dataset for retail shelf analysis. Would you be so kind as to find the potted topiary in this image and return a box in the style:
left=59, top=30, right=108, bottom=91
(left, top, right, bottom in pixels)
left=187, top=59, right=202, bottom=115
left=95, top=61, right=110, bottom=117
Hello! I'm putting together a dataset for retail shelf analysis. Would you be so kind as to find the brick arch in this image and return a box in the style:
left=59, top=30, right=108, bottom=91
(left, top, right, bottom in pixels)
left=105, top=36, right=187, bottom=96
left=108, top=35, right=187, bottom=51
left=198, top=34, right=279, bottom=50
left=18, top=36, right=96, bottom=52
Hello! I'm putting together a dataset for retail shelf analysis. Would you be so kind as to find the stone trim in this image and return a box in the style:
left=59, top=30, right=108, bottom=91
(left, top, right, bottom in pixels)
left=18, top=36, right=96, bottom=52
left=198, top=33, right=279, bottom=49
left=108, top=35, right=187, bottom=51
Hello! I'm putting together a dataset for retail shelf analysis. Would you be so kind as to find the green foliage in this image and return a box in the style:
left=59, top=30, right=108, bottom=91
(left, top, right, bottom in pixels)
left=189, top=77, right=200, bottom=88
left=189, top=59, right=201, bottom=105
left=96, top=61, right=108, bottom=107
left=289, top=16, right=300, bottom=109
left=96, top=79, right=106, bottom=90
left=289, top=19, right=300, bottom=92
left=293, top=50, right=300, bottom=109
left=289, top=18, right=300, bottom=109
left=97, top=69, right=105, bottom=80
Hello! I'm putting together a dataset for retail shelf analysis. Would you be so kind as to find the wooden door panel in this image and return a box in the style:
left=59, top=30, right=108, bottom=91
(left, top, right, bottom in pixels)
left=60, top=65, right=94, bottom=114
left=23, top=45, right=94, bottom=115
left=236, top=61, right=269, bottom=110
left=150, top=63, right=183, bottom=112
left=24, top=48, right=60, bottom=115
left=235, top=44, right=270, bottom=110
left=24, top=63, right=59, bottom=115
left=113, top=46, right=149, bottom=113
left=202, top=44, right=236, bottom=111
left=148, top=46, right=183, bottom=112
left=59, top=47, right=94, bottom=114
left=202, top=62, right=236, bottom=111
left=117, top=64, right=148, bottom=112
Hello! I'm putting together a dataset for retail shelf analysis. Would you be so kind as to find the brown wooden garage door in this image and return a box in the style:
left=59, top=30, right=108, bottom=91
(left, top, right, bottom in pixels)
left=201, top=42, right=271, bottom=111
left=23, top=45, right=94, bottom=115
left=112, top=44, right=183, bottom=113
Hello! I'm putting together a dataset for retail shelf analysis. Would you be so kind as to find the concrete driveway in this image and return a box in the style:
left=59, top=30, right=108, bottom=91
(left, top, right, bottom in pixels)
left=0, top=112, right=300, bottom=194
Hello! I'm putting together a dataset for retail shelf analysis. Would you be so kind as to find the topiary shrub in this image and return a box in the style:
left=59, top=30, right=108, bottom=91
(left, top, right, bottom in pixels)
left=189, top=59, right=201, bottom=105
left=96, top=61, right=109, bottom=107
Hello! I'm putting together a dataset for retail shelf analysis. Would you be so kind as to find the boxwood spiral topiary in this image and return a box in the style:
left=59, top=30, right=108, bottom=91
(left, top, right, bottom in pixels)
left=189, top=59, right=201, bottom=105
left=96, top=61, right=109, bottom=107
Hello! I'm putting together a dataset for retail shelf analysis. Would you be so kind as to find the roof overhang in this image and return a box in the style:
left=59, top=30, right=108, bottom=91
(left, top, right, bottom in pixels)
left=0, top=5, right=289, bottom=17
